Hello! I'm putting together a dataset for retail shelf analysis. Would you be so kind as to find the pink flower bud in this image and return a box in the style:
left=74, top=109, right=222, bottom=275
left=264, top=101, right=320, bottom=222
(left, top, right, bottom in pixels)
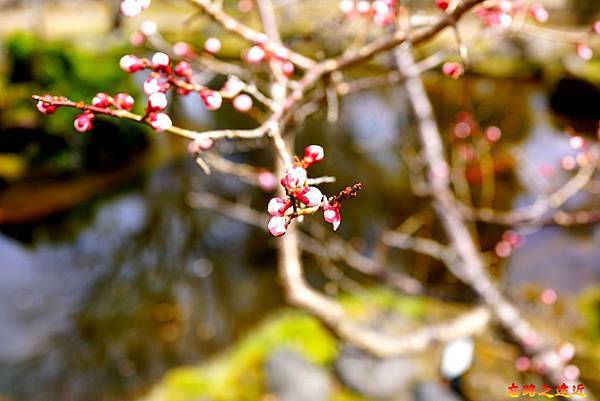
left=114, top=92, right=135, bottom=110
left=355, top=0, right=370, bottom=14
left=296, top=186, right=323, bottom=207
left=268, top=216, right=288, bottom=237
left=151, top=52, right=171, bottom=72
left=258, top=171, right=277, bottom=192
left=92, top=92, right=111, bottom=108
left=36, top=97, right=57, bottom=115
left=174, top=61, right=192, bottom=77
left=200, top=90, right=222, bottom=111
left=140, top=20, right=157, bottom=36
left=173, top=41, right=192, bottom=57
left=233, top=94, right=253, bottom=112
left=149, top=112, right=172, bottom=131
left=188, top=137, right=214, bottom=153
left=119, top=55, right=143, bottom=73
left=339, top=0, right=354, bottom=14
left=485, top=126, right=502, bottom=142
left=528, top=3, right=548, bottom=23
left=204, top=37, right=222, bottom=54
left=74, top=112, right=94, bottom=132
left=130, top=31, right=145, bottom=46
left=494, top=241, right=512, bottom=258
left=442, top=62, right=464, bottom=79
left=558, top=342, right=575, bottom=362
left=280, top=166, right=307, bottom=190
left=515, top=356, right=531, bottom=372
left=323, top=201, right=341, bottom=231
left=540, top=288, right=557, bottom=305
left=245, top=45, right=266, bottom=64
left=281, top=61, right=294, bottom=77
left=220, top=76, right=245, bottom=98
left=147, top=92, right=168, bottom=111
left=594, top=21, right=600, bottom=35
left=436, top=0, right=449, bottom=11
left=120, top=0, right=143, bottom=17
left=143, top=76, right=165, bottom=95
left=576, top=43, right=593, bottom=60
left=303, top=145, right=324, bottom=164
left=569, top=135, right=584, bottom=150
left=268, top=197, right=291, bottom=216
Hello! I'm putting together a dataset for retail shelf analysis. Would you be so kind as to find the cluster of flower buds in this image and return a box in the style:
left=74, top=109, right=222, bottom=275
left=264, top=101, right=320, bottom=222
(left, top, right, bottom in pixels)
left=119, top=51, right=227, bottom=129
left=339, top=0, right=401, bottom=26
left=494, top=229, right=525, bottom=258
left=473, top=0, right=524, bottom=28
left=267, top=145, right=352, bottom=236
left=243, top=35, right=295, bottom=77
left=35, top=92, right=135, bottom=133
left=120, top=0, right=150, bottom=18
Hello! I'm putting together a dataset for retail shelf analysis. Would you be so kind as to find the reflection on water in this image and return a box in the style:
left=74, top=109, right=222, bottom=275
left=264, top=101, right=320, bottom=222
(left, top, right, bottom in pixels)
left=0, top=77, right=598, bottom=401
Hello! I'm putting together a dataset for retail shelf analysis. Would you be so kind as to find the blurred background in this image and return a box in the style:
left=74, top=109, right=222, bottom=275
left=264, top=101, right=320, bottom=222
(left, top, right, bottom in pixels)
left=0, top=1, right=599, bottom=401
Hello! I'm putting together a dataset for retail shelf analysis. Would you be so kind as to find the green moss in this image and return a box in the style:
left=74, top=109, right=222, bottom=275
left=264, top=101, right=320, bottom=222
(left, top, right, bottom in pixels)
left=143, top=311, right=338, bottom=401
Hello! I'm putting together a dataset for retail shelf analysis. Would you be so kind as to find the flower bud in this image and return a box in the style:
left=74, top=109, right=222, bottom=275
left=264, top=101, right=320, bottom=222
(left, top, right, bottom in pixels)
left=280, top=166, right=307, bottom=190
left=92, top=92, right=111, bottom=108
left=268, top=216, right=288, bottom=237
left=296, top=186, right=323, bottom=207
left=233, top=94, right=253, bottom=112
left=258, top=171, right=277, bottom=192
left=200, top=89, right=223, bottom=111
left=442, top=62, right=464, bottom=79
left=436, top=0, right=449, bottom=10
left=151, top=52, right=171, bottom=71
left=74, top=112, right=94, bottom=132
left=355, top=0, right=370, bottom=14
left=303, top=145, right=324, bottom=164
left=114, top=93, right=135, bottom=110
left=149, top=112, right=172, bottom=131
left=119, top=55, right=143, bottom=73
left=245, top=45, right=266, bottom=64
left=339, top=0, right=354, bottom=14
left=140, top=20, right=157, bottom=36
left=173, top=41, right=192, bottom=57
left=147, top=92, right=168, bottom=111
left=143, top=76, right=165, bottom=95
left=36, top=97, right=57, bottom=115
left=204, top=37, right=222, bottom=54
left=268, top=197, right=291, bottom=216
left=281, top=61, right=294, bottom=77
left=120, top=0, right=143, bottom=17
left=174, top=61, right=192, bottom=77
left=528, top=3, right=548, bottom=23
left=576, top=43, right=593, bottom=60
left=323, top=201, right=341, bottom=231
left=220, top=76, right=245, bottom=98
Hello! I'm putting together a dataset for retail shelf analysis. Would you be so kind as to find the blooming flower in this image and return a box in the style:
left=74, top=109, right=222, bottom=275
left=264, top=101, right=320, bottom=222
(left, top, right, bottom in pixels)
left=322, top=199, right=341, bottom=230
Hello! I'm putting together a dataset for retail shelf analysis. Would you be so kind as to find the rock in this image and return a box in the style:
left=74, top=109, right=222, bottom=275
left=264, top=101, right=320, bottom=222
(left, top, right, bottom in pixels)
left=265, top=349, right=331, bottom=401
left=413, top=381, right=464, bottom=401
left=334, top=345, right=418, bottom=399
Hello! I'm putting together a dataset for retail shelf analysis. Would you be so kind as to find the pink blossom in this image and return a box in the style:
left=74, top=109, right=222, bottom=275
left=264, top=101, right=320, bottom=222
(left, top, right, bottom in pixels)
left=442, top=62, right=464, bottom=79
left=220, top=76, right=245, bottom=98
left=119, top=55, right=143, bottom=73
left=296, top=186, right=323, bottom=207
left=515, top=356, right=531, bottom=372
left=436, top=0, right=449, bottom=11
left=147, top=92, right=168, bottom=111
left=268, top=216, right=288, bottom=237
left=245, top=45, right=266, bottom=64
left=323, top=201, right=341, bottom=231
left=120, top=0, right=143, bottom=17
left=173, top=41, right=192, bottom=57
left=129, top=31, right=145, bottom=46
left=204, top=37, right=222, bottom=54
left=280, top=166, right=307, bottom=190
left=281, top=61, right=294, bottom=77
left=576, top=43, right=593, bottom=60
left=174, top=61, right=192, bottom=77
left=528, top=3, right=548, bottom=23
left=200, top=90, right=223, bottom=111
left=114, top=93, right=135, bottom=110
left=36, top=96, right=57, bottom=115
left=233, top=94, right=253, bottom=112
left=485, top=126, right=502, bottom=142
left=540, top=288, right=557, bottom=305
left=258, top=171, right=278, bottom=192
left=149, top=112, right=172, bottom=131
left=140, top=20, right=158, bottom=36
left=594, top=21, right=600, bottom=35
left=303, top=145, right=324, bottom=164
left=92, top=92, right=111, bottom=108
left=143, top=76, right=166, bottom=95
left=268, top=197, right=291, bottom=216
left=74, top=112, right=94, bottom=132
left=151, top=52, right=171, bottom=71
